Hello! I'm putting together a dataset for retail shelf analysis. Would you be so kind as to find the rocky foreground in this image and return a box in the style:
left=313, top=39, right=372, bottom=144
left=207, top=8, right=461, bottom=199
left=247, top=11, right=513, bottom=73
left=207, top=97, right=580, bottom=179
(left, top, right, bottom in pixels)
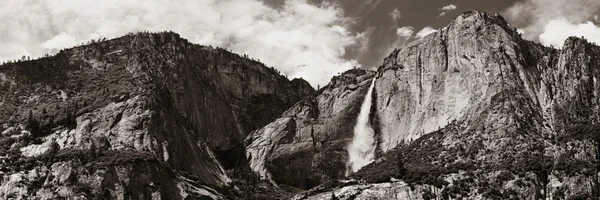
left=1, top=10, right=600, bottom=200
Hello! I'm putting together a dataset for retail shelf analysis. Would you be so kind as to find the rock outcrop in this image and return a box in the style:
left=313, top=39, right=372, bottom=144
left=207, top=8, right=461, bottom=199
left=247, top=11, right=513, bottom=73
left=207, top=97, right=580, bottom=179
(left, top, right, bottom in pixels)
left=292, top=180, right=441, bottom=200
left=0, top=32, right=312, bottom=199
left=360, top=11, right=600, bottom=199
left=375, top=10, right=548, bottom=151
left=249, top=10, right=600, bottom=199
left=246, top=69, right=375, bottom=189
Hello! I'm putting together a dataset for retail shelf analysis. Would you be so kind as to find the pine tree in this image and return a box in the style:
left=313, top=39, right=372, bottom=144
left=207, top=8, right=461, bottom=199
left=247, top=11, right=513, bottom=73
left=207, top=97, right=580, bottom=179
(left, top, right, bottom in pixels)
left=26, top=110, right=40, bottom=137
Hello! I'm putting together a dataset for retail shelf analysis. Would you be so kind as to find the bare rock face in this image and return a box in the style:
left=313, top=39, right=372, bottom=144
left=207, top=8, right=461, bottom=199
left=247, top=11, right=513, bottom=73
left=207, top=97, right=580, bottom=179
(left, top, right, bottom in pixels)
left=246, top=69, right=375, bottom=189
left=292, top=180, right=441, bottom=200
left=250, top=10, right=600, bottom=199
left=0, top=32, right=312, bottom=199
left=345, top=11, right=600, bottom=199
left=374, top=10, right=545, bottom=151
left=20, top=139, right=58, bottom=157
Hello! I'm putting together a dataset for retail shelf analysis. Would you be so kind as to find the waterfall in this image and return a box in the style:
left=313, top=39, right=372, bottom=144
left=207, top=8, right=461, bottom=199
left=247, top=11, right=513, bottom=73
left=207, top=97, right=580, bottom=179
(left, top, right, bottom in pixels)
left=346, top=78, right=377, bottom=175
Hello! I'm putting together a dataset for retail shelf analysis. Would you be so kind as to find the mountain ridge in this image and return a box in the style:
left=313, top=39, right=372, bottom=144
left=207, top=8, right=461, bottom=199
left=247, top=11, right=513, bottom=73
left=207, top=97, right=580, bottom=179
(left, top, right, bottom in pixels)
left=1, top=10, right=600, bottom=200
left=249, top=10, right=600, bottom=199
left=0, top=31, right=313, bottom=199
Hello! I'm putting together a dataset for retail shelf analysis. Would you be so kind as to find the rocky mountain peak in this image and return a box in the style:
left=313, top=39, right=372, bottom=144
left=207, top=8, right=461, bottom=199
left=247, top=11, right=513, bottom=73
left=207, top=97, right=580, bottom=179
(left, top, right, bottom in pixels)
left=448, top=10, right=517, bottom=38
left=0, top=31, right=314, bottom=199
left=452, top=10, right=511, bottom=28
left=247, top=10, right=600, bottom=199
left=323, top=69, right=374, bottom=90
left=563, top=35, right=599, bottom=50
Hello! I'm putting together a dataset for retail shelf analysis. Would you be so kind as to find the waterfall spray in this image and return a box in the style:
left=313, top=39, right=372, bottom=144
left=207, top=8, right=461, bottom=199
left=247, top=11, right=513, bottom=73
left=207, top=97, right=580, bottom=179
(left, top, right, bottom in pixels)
left=346, top=78, right=377, bottom=175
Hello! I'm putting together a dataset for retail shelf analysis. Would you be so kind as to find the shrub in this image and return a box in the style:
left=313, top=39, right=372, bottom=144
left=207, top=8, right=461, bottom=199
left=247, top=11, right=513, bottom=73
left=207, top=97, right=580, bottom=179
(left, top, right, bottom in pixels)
left=482, top=188, right=503, bottom=200
left=558, top=123, right=600, bottom=143
left=496, top=170, right=514, bottom=182
left=353, top=125, right=465, bottom=188
left=422, top=188, right=436, bottom=200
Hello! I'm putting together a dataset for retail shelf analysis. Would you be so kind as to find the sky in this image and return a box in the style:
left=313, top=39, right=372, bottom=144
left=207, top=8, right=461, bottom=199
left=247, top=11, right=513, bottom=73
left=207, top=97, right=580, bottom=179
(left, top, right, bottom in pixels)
left=1, top=0, right=600, bottom=87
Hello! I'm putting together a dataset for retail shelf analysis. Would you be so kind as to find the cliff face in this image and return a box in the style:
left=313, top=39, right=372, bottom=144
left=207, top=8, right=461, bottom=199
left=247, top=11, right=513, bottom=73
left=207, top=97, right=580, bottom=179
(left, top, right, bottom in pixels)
left=245, top=69, right=375, bottom=189
left=0, top=32, right=312, bottom=199
left=248, top=11, right=600, bottom=199
left=375, top=10, right=548, bottom=151
left=364, top=11, right=600, bottom=199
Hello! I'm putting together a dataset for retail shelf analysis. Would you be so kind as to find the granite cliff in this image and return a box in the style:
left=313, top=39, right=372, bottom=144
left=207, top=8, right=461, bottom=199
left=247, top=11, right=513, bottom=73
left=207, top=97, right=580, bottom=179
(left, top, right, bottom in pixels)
left=246, top=69, right=375, bottom=189
left=249, top=10, right=600, bottom=199
left=0, top=32, right=312, bottom=199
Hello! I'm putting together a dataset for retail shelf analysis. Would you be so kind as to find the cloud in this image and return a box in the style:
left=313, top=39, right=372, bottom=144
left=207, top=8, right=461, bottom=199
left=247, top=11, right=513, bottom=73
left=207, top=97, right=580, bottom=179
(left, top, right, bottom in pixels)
left=396, top=26, right=414, bottom=38
left=438, top=4, right=457, bottom=17
left=504, top=0, right=600, bottom=41
left=0, top=0, right=359, bottom=88
left=389, top=8, right=401, bottom=22
left=356, top=0, right=383, bottom=16
left=539, top=18, right=600, bottom=47
left=416, top=27, right=437, bottom=39
left=41, top=33, right=77, bottom=50
left=440, top=4, right=458, bottom=11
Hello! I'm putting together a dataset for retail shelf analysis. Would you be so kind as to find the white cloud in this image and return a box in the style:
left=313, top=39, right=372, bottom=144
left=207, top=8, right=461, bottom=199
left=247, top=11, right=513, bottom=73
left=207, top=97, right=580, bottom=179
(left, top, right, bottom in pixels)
left=41, top=33, right=77, bottom=50
left=505, top=0, right=600, bottom=41
left=539, top=18, right=600, bottom=47
left=440, top=4, right=458, bottom=11
left=0, top=0, right=359, bottom=87
left=390, top=8, right=401, bottom=22
left=416, top=27, right=438, bottom=39
left=396, top=26, right=414, bottom=38
left=438, top=4, right=457, bottom=17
